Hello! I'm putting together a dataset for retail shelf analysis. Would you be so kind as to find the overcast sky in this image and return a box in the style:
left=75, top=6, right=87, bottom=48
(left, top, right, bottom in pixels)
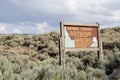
left=0, top=0, right=120, bottom=34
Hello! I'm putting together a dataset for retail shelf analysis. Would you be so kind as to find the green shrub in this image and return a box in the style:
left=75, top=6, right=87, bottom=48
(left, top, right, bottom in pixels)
left=93, top=69, right=106, bottom=80
left=0, top=71, right=3, bottom=80
left=21, top=69, right=36, bottom=80
left=0, top=55, right=12, bottom=73
left=13, top=74, right=22, bottom=80
left=3, top=69, right=14, bottom=80
left=77, top=70, right=86, bottom=80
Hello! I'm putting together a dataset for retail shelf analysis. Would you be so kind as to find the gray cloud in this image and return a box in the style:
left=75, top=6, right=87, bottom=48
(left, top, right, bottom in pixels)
left=0, top=22, right=59, bottom=34
left=0, top=0, right=120, bottom=34
left=4, top=0, right=120, bottom=22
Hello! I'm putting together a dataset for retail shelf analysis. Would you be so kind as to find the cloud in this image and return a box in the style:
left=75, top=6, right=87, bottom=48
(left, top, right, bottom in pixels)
left=0, top=0, right=120, bottom=34
left=9, top=0, right=77, bottom=15
left=0, top=25, right=5, bottom=31
left=0, top=22, right=59, bottom=34
left=13, top=28, right=22, bottom=34
left=110, top=10, right=120, bottom=22
left=8, top=0, right=120, bottom=26
left=36, top=22, right=58, bottom=33
left=0, top=24, right=7, bottom=34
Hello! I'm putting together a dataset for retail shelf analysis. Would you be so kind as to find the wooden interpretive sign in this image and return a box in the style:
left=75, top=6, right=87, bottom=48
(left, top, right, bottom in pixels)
left=59, top=22, right=102, bottom=69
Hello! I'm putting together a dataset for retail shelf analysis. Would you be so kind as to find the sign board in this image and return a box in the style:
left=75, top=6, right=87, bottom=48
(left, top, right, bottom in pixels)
left=59, top=22, right=102, bottom=69
left=60, top=22, right=100, bottom=51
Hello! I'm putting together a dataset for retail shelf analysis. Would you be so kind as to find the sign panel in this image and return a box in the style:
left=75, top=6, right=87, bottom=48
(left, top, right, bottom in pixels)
left=59, top=22, right=102, bottom=69
left=61, top=22, right=100, bottom=51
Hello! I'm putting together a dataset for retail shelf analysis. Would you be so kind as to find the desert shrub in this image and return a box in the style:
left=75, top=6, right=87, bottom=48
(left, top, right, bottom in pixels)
left=29, top=50, right=38, bottom=58
left=3, top=69, right=14, bottom=80
left=103, top=42, right=114, bottom=50
left=82, top=53, right=98, bottom=68
left=12, top=63, right=21, bottom=74
left=105, top=47, right=120, bottom=75
left=24, top=35, right=32, bottom=41
left=5, top=35, right=13, bottom=40
left=37, top=54, right=47, bottom=61
left=61, top=68, right=86, bottom=80
left=32, top=41, right=39, bottom=47
left=49, top=32, right=59, bottom=41
left=39, top=35, right=49, bottom=44
left=23, top=40, right=31, bottom=47
left=40, top=58, right=58, bottom=66
left=0, top=55, right=12, bottom=73
left=4, top=35, right=24, bottom=47
left=33, top=35, right=40, bottom=41
left=87, top=71, right=95, bottom=80
left=21, top=69, right=36, bottom=80
left=114, top=27, right=120, bottom=32
left=9, top=41, right=18, bottom=47
left=33, top=64, right=60, bottom=80
left=62, top=67, right=77, bottom=80
left=37, top=44, right=47, bottom=50
left=10, top=55, right=30, bottom=73
left=86, top=68, right=107, bottom=80
left=13, top=74, right=22, bottom=80
left=76, top=70, right=86, bottom=80
left=29, top=44, right=34, bottom=49
left=26, top=61, right=38, bottom=69
left=96, top=59, right=107, bottom=70
left=93, top=69, right=106, bottom=80
left=66, top=51, right=86, bottom=58
left=9, top=55, right=34, bottom=74
left=47, top=40, right=59, bottom=57
left=66, top=56, right=84, bottom=69
left=0, top=71, right=3, bottom=80
left=86, top=67, right=95, bottom=73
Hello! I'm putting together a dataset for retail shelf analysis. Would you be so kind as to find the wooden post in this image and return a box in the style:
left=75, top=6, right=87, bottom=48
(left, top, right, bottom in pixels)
left=96, top=22, right=100, bottom=59
left=100, top=38, right=104, bottom=59
left=62, top=50, right=65, bottom=69
left=59, top=38, right=61, bottom=65
left=97, top=51, right=100, bottom=58
left=96, top=22, right=103, bottom=59
left=60, top=22, right=65, bottom=69
left=59, top=38, right=65, bottom=69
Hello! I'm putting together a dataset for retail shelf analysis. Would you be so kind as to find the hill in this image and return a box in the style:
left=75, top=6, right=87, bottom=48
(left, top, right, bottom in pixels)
left=0, top=27, right=120, bottom=80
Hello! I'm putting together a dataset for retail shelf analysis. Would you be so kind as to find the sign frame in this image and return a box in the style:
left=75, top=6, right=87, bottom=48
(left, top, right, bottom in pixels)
left=59, top=21, right=102, bottom=69
left=60, top=22, right=100, bottom=51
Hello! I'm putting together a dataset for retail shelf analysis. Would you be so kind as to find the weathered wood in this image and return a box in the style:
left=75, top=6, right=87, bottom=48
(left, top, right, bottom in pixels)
left=59, top=37, right=61, bottom=65
left=60, top=22, right=65, bottom=69
left=65, top=48, right=99, bottom=52
left=63, top=22, right=98, bottom=27
left=59, top=21, right=102, bottom=69
left=96, top=22, right=103, bottom=59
